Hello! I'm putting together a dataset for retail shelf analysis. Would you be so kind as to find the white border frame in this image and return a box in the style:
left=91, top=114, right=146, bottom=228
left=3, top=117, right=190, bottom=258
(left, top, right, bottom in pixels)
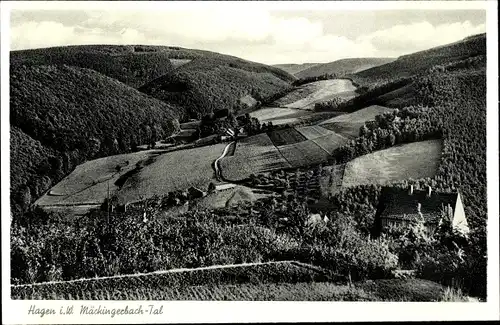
left=1, top=1, right=498, bottom=323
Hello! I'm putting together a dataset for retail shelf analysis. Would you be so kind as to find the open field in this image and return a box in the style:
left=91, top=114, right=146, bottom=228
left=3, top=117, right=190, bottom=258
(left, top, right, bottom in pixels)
left=170, top=58, right=192, bottom=68
left=249, top=106, right=309, bottom=122
left=311, top=133, right=350, bottom=155
left=278, top=140, right=330, bottom=168
left=274, top=79, right=357, bottom=110
left=342, top=140, right=443, bottom=187
left=239, top=94, right=258, bottom=107
left=249, top=107, right=344, bottom=126
left=117, top=143, right=227, bottom=204
left=267, top=128, right=307, bottom=146
left=219, top=134, right=291, bottom=181
left=320, top=122, right=363, bottom=139
left=319, top=105, right=395, bottom=139
left=295, top=125, right=334, bottom=140
left=320, top=105, right=394, bottom=124
left=11, top=261, right=334, bottom=300
left=35, top=151, right=159, bottom=210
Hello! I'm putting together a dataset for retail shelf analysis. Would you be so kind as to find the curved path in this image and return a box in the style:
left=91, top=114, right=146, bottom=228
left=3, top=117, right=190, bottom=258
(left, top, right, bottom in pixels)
left=214, top=141, right=235, bottom=181
left=11, top=260, right=319, bottom=287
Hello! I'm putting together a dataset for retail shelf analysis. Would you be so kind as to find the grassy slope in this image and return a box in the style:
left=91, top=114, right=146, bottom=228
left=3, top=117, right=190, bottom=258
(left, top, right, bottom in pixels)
left=220, top=134, right=291, bottom=181
left=274, top=79, right=357, bottom=110
left=140, top=56, right=295, bottom=119
left=295, top=58, right=395, bottom=79
left=116, top=143, right=227, bottom=204
left=351, top=33, right=486, bottom=86
left=342, top=139, right=443, bottom=187
left=10, top=64, right=180, bottom=213
left=34, top=150, right=158, bottom=207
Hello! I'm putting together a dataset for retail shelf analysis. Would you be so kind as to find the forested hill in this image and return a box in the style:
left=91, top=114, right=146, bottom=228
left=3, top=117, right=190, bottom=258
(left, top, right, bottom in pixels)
left=10, top=45, right=177, bottom=89
left=351, top=33, right=486, bottom=86
left=273, top=63, right=320, bottom=75
left=139, top=56, right=295, bottom=119
left=12, top=45, right=296, bottom=120
left=294, top=58, right=395, bottom=79
left=10, top=64, right=181, bottom=214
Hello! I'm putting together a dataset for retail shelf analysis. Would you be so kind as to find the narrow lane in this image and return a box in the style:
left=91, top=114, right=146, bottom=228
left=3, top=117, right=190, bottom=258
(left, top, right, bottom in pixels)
left=214, top=141, right=235, bottom=181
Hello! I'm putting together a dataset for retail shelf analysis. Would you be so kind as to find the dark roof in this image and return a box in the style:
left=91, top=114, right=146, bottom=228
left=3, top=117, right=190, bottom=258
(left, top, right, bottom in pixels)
left=377, top=187, right=458, bottom=224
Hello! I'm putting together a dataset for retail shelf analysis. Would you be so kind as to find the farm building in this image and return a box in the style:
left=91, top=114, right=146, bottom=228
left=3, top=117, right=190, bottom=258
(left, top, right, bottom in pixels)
left=173, top=128, right=198, bottom=142
left=374, top=186, right=469, bottom=236
left=187, top=186, right=206, bottom=199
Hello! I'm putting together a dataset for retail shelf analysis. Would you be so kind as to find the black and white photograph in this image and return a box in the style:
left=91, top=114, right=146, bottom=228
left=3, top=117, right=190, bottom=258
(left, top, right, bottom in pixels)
left=1, top=0, right=499, bottom=323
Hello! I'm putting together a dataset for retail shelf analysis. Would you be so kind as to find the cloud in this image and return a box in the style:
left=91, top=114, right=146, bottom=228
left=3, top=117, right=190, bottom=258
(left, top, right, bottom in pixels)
left=10, top=10, right=486, bottom=64
left=358, top=20, right=486, bottom=56
left=11, top=21, right=75, bottom=50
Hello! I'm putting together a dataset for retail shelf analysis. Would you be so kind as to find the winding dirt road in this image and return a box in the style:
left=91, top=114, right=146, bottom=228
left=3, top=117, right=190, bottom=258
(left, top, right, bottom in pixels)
left=214, top=141, right=235, bottom=181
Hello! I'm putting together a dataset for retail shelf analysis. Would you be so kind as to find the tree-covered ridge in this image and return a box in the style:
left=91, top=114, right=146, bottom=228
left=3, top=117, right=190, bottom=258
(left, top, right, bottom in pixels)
left=295, top=58, right=395, bottom=79
left=11, top=46, right=176, bottom=89
left=140, top=57, right=293, bottom=120
left=351, top=33, right=486, bottom=86
left=10, top=127, right=56, bottom=209
left=10, top=64, right=181, bottom=214
left=11, top=44, right=295, bottom=89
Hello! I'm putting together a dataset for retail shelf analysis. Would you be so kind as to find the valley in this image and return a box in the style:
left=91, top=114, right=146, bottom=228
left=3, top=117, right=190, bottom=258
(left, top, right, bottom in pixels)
left=9, top=32, right=489, bottom=302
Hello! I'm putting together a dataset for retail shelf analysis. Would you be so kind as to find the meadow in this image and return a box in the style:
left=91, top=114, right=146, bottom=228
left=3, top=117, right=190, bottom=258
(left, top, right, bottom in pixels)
left=342, top=139, right=443, bottom=187
left=117, top=143, right=227, bottom=204
left=249, top=106, right=310, bottom=125
left=274, top=79, right=357, bottom=110
left=320, top=105, right=394, bottom=124
left=34, top=150, right=159, bottom=211
left=219, top=134, right=291, bottom=181
left=277, top=140, right=330, bottom=168
left=249, top=107, right=342, bottom=126
left=319, top=105, right=394, bottom=139
left=320, top=122, right=363, bottom=139
left=295, top=125, right=333, bottom=140
left=311, top=133, right=350, bottom=155
left=170, top=58, right=192, bottom=68
left=267, top=128, right=307, bottom=146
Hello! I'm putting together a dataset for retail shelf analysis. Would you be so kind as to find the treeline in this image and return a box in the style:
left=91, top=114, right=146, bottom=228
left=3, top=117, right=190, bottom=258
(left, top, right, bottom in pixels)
left=292, top=74, right=338, bottom=86
left=351, top=33, right=486, bottom=86
left=10, top=64, right=180, bottom=215
left=331, top=106, right=442, bottom=164
left=314, top=77, right=414, bottom=112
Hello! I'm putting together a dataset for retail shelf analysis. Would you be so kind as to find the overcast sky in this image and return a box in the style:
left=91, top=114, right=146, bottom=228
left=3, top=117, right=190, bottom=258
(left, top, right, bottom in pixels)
left=10, top=9, right=486, bottom=65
